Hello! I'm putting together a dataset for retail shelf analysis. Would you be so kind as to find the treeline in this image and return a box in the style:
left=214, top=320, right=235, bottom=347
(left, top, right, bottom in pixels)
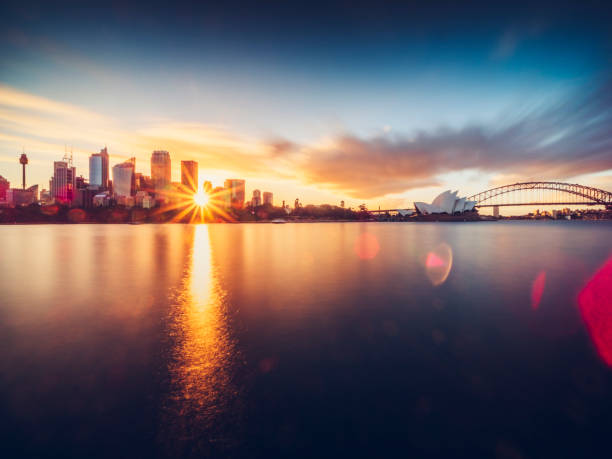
left=0, top=203, right=369, bottom=224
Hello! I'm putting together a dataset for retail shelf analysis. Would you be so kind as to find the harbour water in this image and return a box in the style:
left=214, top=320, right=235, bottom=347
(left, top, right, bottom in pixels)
left=1, top=222, right=611, bottom=457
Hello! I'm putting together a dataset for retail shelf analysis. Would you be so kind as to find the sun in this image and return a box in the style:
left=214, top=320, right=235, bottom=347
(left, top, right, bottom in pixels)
left=193, top=190, right=209, bottom=207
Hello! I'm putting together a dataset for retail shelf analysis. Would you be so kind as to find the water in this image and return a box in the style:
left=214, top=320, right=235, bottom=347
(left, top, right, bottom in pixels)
left=1, top=222, right=611, bottom=458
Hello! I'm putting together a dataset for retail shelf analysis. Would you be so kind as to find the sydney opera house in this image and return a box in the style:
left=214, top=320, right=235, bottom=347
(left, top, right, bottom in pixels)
left=414, top=190, right=477, bottom=215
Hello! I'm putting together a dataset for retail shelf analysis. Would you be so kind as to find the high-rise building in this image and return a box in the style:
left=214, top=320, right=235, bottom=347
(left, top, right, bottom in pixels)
left=89, top=147, right=109, bottom=189
left=51, top=161, right=76, bottom=203
left=252, top=189, right=261, bottom=207
left=112, top=158, right=136, bottom=198
left=224, top=179, right=245, bottom=209
left=151, top=150, right=171, bottom=191
left=263, top=192, right=273, bottom=206
left=203, top=181, right=212, bottom=193
left=180, top=160, right=198, bottom=192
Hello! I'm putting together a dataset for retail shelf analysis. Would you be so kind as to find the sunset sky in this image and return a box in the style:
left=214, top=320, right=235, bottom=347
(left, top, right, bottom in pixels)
left=1, top=1, right=611, bottom=210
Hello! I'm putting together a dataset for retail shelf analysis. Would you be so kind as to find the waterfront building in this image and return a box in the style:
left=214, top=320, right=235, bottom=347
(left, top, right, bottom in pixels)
left=151, top=151, right=171, bottom=191
left=224, top=179, right=245, bottom=209
left=0, top=175, right=9, bottom=204
left=112, top=158, right=136, bottom=198
left=252, top=189, right=261, bottom=207
left=263, top=192, right=273, bottom=206
left=75, top=188, right=98, bottom=209
left=40, top=189, right=51, bottom=204
left=89, top=147, right=109, bottom=189
left=414, top=190, right=477, bottom=215
left=6, top=185, right=38, bottom=206
left=51, top=161, right=76, bottom=204
left=181, top=160, right=198, bottom=192
left=135, top=191, right=154, bottom=209
left=93, top=193, right=111, bottom=207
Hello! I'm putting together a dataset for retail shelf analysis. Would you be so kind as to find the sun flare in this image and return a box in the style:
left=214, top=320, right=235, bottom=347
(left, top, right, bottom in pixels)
left=193, top=191, right=209, bottom=207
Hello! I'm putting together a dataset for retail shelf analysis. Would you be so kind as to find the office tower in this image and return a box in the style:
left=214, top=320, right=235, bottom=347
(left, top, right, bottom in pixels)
left=181, top=160, right=198, bottom=192
left=51, top=161, right=76, bottom=203
left=151, top=150, right=171, bottom=190
left=89, top=147, right=109, bottom=189
left=112, top=158, right=136, bottom=198
left=252, top=189, right=261, bottom=207
left=263, top=192, right=273, bottom=206
left=224, top=179, right=245, bottom=209
left=203, top=181, right=212, bottom=193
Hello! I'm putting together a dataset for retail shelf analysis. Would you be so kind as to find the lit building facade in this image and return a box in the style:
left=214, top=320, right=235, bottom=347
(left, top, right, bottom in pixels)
left=224, top=179, right=245, bottom=209
left=414, top=190, right=477, bottom=215
left=252, top=189, right=261, bottom=207
left=51, top=161, right=76, bottom=203
left=112, top=158, right=136, bottom=198
left=6, top=185, right=38, bottom=206
left=263, top=192, right=273, bottom=206
left=0, top=175, right=9, bottom=204
left=151, top=150, right=171, bottom=191
left=181, top=160, right=198, bottom=192
left=89, top=147, right=109, bottom=189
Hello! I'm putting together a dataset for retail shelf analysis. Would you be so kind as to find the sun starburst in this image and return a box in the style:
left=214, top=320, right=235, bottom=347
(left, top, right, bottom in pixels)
left=152, top=184, right=235, bottom=223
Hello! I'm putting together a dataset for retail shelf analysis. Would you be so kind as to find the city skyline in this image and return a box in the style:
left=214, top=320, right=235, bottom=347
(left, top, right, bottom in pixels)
left=1, top=1, right=612, bottom=211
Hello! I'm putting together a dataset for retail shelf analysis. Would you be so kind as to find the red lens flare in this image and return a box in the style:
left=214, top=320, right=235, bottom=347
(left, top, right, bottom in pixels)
left=531, top=271, right=546, bottom=310
left=424, top=243, right=453, bottom=286
left=354, top=232, right=380, bottom=260
left=578, top=256, right=612, bottom=367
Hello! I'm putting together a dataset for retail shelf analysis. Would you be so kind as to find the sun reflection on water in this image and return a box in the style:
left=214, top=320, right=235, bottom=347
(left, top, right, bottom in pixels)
left=160, top=225, right=242, bottom=455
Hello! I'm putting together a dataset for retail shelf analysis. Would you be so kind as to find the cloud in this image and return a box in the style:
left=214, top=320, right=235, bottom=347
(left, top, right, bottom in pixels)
left=0, top=85, right=277, bottom=180
left=290, top=77, right=612, bottom=198
left=2, top=77, right=611, bottom=200
left=491, top=23, right=544, bottom=60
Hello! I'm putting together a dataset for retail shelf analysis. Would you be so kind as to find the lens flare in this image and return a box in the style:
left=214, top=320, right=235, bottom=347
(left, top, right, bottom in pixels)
left=424, top=243, right=453, bottom=286
left=578, top=256, right=612, bottom=366
left=531, top=271, right=546, bottom=310
left=354, top=232, right=380, bottom=260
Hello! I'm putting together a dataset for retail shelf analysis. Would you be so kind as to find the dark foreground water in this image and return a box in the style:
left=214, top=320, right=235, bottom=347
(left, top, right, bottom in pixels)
left=1, top=222, right=612, bottom=458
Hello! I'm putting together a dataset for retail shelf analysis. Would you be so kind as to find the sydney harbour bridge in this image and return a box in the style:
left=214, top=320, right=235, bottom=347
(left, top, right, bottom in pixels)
left=371, top=181, right=612, bottom=214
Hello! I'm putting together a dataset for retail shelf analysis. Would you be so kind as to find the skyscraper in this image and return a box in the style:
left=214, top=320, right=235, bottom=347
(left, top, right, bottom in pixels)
left=51, top=161, right=76, bottom=203
left=180, top=160, right=198, bottom=192
left=224, top=179, right=245, bottom=209
left=252, top=189, right=261, bottom=207
left=151, top=151, right=171, bottom=191
left=112, top=158, right=136, bottom=198
left=89, top=147, right=109, bottom=189
left=263, top=192, right=273, bottom=206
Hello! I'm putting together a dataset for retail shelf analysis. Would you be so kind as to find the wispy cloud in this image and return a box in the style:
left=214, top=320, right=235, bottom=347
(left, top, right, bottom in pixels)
left=286, top=76, right=612, bottom=198
left=0, top=85, right=277, bottom=179
left=1, top=77, right=611, bottom=200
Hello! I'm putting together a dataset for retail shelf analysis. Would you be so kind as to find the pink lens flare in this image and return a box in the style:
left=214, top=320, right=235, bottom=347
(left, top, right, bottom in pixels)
left=424, top=243, right=453, bottom=286
left=578, top=256, right=612, bottom=367
left=354, top=232, right=380, bottom=260
left=531, top=271, right=546, bottom=310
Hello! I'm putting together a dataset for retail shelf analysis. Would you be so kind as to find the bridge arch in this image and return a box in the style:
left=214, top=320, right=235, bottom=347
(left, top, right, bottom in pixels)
left=467, top=182, right=612, bottom=208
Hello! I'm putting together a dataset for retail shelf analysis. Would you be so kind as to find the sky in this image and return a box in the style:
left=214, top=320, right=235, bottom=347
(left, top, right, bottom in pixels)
left=1, top=0, right=611, bottom=212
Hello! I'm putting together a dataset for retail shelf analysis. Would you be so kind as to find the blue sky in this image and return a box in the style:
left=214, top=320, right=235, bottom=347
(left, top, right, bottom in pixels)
left=1, top=0, right=611, bottom=209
